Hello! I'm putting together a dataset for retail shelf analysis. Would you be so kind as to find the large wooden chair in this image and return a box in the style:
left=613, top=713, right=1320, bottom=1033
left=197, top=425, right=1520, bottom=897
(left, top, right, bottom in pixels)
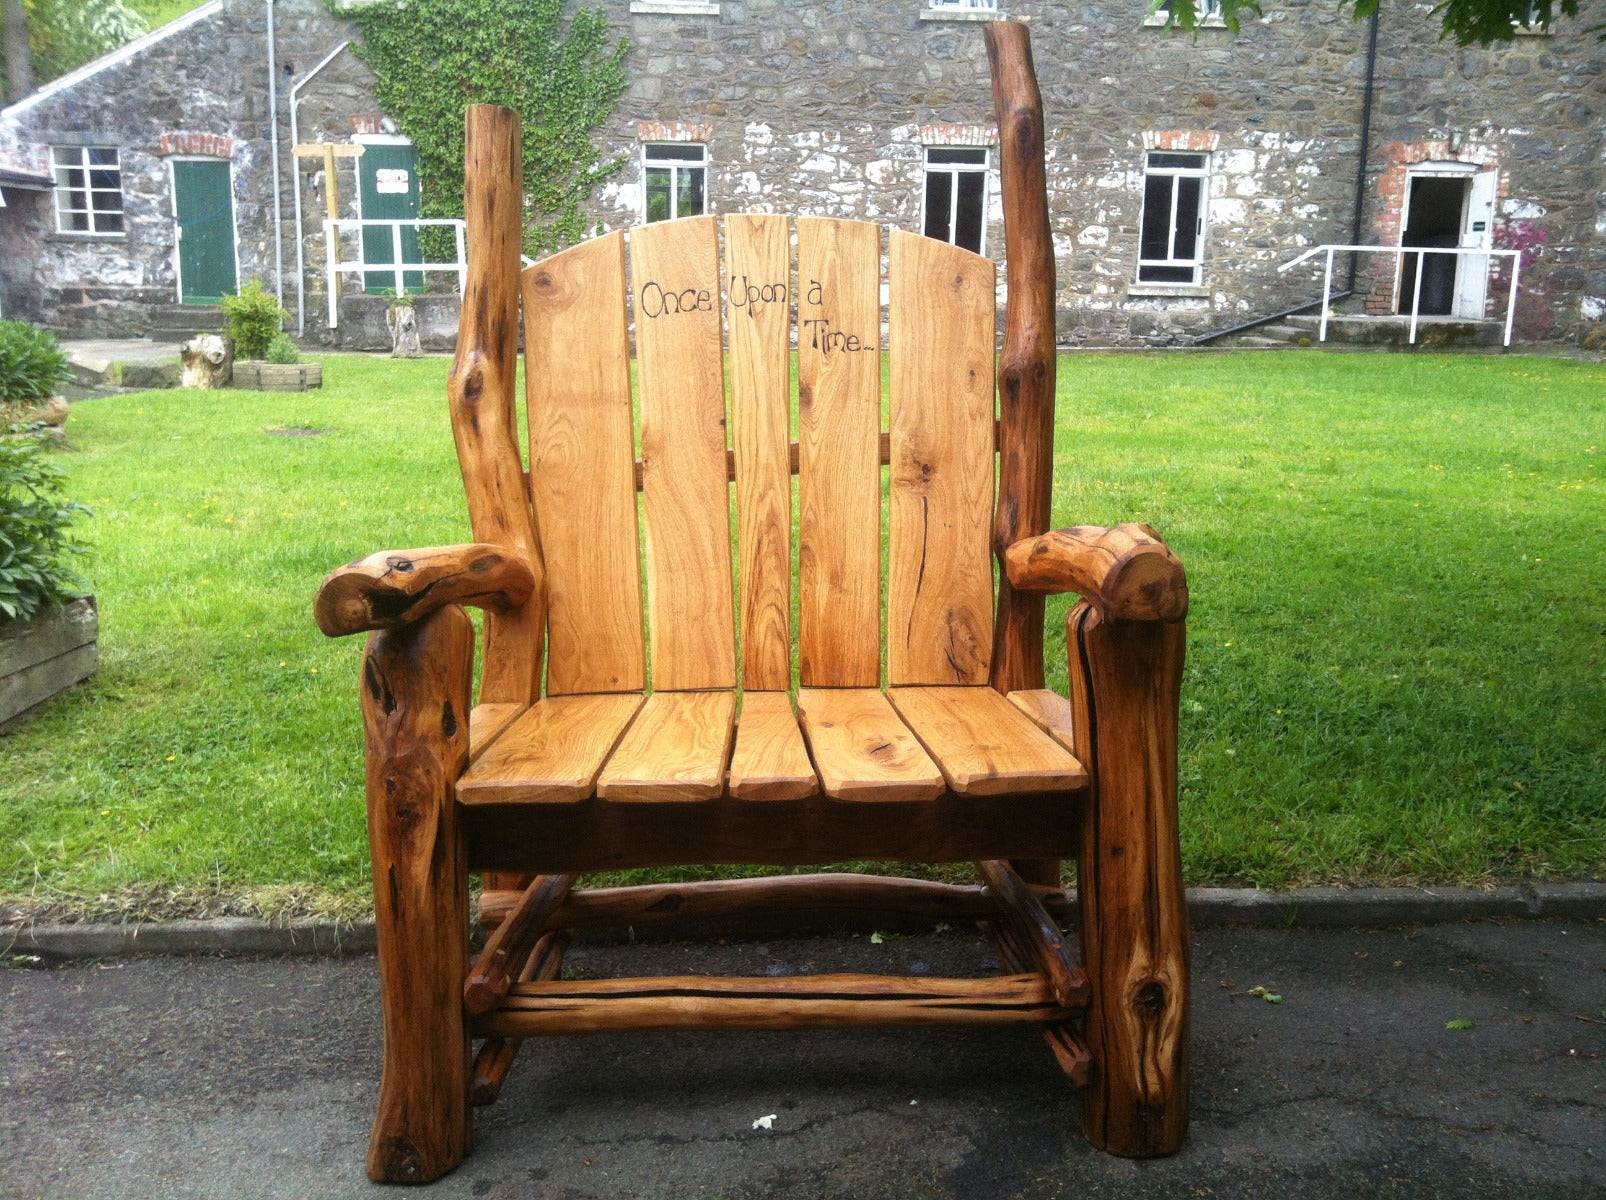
left=315, top=22, right=1190, bottom=1184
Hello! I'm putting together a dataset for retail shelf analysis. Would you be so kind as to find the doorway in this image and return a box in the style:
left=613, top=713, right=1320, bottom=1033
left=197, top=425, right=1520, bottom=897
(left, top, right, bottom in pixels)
left=171, top=158, right=238, bottom=304
left=355, top=137, right=424, bottom=295
left=1397, top=165, right=1495, bottom=319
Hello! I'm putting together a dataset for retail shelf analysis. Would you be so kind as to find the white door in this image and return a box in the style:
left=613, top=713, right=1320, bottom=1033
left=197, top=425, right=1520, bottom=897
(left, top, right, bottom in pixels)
left=1453, top=170, right=1497, bottom=318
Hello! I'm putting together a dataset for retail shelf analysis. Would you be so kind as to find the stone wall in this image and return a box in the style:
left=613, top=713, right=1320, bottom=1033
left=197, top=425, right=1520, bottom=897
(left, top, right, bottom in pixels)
left=0, top=0, right=1600, bottom=345
left=590, top=0, right=1603, bottom=345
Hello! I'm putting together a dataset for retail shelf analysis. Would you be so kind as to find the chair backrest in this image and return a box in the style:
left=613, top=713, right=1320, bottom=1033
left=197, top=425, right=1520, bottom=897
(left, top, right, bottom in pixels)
left=520, top=215, right=998, bottom=697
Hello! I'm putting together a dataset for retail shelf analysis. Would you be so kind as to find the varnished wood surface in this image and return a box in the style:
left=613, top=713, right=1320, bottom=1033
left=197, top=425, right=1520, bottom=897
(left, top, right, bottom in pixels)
left=360, top=607, right=473, bottom=1183
left=887, top=230, right=996, bottom=686
left=447, top=106, right=545, bottom=705
left=726, top=691, right=819, bottom=801
left=468, top=702, right=524, bottom=764
left=1069, top=600, right=1191, bottom=1156
left=726, top=214, right=794, bottom=692
left=1005, top=689, right=1079, bottom=755
left=477, top=872, right=1073, bottom=930
left=1004, top=524, right=1189, bottom=622
left=464, top=874, right=576, bottom=1015
left=470, top=931, right=567, bottom=1106
left=459, top=693, right=645, bottom=805
left=631, top=217, right=737, bottom=691
left=985, top=23, right=1056, bottom=695
left=523, top=231, right=646, bottom=695
left=976, top=859, right=1087, bottom=1007
left=478, top=972, right=1083, bottom=1036
left=982, top=918, right=1093, bottom=1087
left=315, top=543, right=534, bottom=638
left=888, top=686, right=1087, bottom=796
left=596, top=691, right=738, bottom=802
left=796, top=688, right=945, bottom=803
left=797, top=218, right=882, bottom=688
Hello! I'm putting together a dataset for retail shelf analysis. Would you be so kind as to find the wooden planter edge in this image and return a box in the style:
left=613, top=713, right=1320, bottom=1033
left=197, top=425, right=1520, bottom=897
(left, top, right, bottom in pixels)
left=0, top=597, right=99, bottom=730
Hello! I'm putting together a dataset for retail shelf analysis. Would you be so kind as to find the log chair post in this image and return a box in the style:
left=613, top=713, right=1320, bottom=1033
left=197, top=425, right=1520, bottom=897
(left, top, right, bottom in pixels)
left=986, top=20, right=1060, bottom=889
left=1066, top=600, right=1190, bottom=1157
left=362, top=605, right=475, bottom=1183
left=450, top=104, right=545, bottom=896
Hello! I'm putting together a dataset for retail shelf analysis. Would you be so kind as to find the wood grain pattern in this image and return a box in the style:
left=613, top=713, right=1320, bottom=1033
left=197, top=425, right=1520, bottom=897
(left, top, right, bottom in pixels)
left=725, top=214, right=794, bottom=692
left=985, top=23, right=1057, bottom=695
left=982, top=917, right=1093, bottom=1086
left=449, top=106, right=546, bottom=706
left=797, top=218, right=882, bottom=688
left=464, top=873, right=576, bottom=1015
left=315, top=543, right=535, bottom=638
left=360, top=607, right=473, bottom=1183
left=888, top=686, right=1086, bottom=796
left=470, top=931, right=566, bottom=1106
left=795, top=688, right=944, bottom=802
left=888, top=229, right=996, bottom=686
left=727, top=691, right=818, bottom=801
left=468, top=702, right=524, bottom=764
left=1006, top=689, right=1078, bottom=754
left=595, top=690, right=737, bottom=802
left=458, top=693, right=644, bottom=804
left=523, top=230, right=646, bottom=695
left=976, top=859, right=1087, bottom=1007
left=1068, top=600, right=1191, bottom=1157
left=630, top=216, right=737, bottom=691
left=1004, top=523, right=1189, bottom=622
left=479, top=972, right=1082, bottom=1036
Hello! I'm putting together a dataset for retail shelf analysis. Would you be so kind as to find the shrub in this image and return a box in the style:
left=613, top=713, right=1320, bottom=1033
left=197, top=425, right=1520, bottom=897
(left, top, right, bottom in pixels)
left=0, top=424, right=89, bottom=622
left=0, top=321, right=72, bottom=405
left=220, top=280, right=289, bottom=360
left=264, top=333, right=302, bottom=365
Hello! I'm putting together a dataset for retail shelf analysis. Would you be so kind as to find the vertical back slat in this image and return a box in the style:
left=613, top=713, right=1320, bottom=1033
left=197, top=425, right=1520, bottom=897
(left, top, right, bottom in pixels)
left=888, top=229, right=997, bottom=686
left=797, top=217, right=882, bottom=688
left=630, top=216, right=737, bottom=691
left=725, top=214, right=793, bottom=692
left=522, top=231, right=646, bottom=694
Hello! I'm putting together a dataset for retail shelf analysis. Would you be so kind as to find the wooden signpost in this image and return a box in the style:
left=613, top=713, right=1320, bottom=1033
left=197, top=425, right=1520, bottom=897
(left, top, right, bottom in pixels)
left=292, top=142, right=363, bottom=297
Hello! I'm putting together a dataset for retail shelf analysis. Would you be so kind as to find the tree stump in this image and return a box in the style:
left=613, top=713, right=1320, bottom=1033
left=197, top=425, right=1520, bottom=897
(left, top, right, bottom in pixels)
left=179, top=335, right=235, bottom=388
left=388, top=303, right=423, bottom=359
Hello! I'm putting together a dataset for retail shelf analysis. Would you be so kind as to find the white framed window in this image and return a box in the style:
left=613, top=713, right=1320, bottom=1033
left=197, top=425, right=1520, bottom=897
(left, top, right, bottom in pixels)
left=922, top=146, right=989, bottom=254
left=642, top=142, right=707, bottom=223
left=1144, top=0, right=1226, bottom=27
left=51, top=146, right=125, bottom=235
left=1136, top=150, right=1209, bottom=284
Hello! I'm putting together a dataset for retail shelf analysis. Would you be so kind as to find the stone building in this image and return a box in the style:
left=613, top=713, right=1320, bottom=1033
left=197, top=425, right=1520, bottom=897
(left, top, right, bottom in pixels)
left=0, top=0, right=1601, bottom=346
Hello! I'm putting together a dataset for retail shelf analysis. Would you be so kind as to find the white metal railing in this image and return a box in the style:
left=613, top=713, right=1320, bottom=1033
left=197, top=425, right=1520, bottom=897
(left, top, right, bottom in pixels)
left=322, top=218, right=468, bottom=328
left=1278, top=243, right=1522, bottom=347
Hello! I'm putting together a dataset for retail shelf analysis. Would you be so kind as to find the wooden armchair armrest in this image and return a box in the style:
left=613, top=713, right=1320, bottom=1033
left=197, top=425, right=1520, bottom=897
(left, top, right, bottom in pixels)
left=315, top=543, right=536, bottom=637
left=1003, top=523, right=1188, bottom=622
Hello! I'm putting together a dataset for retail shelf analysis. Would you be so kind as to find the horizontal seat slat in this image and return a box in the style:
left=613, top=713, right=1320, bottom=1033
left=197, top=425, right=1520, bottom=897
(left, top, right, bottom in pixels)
left=889, top=686, right=1087, bottom=796
left=727, top=691, right=819, bottom=801
left=596, top=691, right=737, bottom=802
left=1005, top=689, right=1080, bottom=755
left=795, top=688, right=945, bottom=803
left=459, top=693, right=644, bottom=805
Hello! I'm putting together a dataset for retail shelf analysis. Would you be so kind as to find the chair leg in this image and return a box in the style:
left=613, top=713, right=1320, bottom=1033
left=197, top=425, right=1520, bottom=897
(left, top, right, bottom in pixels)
left=361, top=607, right=475, bottom=1183
left=1067, top=601, right=1191, bottom=1157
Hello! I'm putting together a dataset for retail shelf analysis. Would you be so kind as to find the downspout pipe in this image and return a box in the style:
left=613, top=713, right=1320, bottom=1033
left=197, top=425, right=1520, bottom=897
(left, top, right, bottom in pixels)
left=266, top=0, right=284, bottom=309
left=1347, top=9, right=1380, bottom=293
left=289, top=40, right=351, bottom=337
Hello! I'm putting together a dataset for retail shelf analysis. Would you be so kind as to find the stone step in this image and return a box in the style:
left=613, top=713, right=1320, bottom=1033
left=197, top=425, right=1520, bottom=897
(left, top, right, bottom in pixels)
left=148, top=305, right=222, bottom=342
left=1233, top=336, right=1287, bottom=348
left=1258, top=324, right=1314, bottom=344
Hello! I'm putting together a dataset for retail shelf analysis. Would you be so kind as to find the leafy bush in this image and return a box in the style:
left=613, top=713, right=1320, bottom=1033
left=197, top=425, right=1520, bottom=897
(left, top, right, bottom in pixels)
left=0, top=321, right=72, bottom=405
left=0, top=426, right=89, bottom=622
left=220, top=280, right=289, bottom=361
left=264, top=333, right=302, bottom=365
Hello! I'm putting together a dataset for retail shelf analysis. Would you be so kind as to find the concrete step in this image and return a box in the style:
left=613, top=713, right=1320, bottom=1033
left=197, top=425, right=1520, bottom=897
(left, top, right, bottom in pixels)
left=1234, top=336, right=1287, bottom=348
left=1258, top=323, right=1315, bottom=345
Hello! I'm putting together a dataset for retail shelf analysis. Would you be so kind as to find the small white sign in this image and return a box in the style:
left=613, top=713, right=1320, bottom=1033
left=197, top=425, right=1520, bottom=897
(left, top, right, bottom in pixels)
left=375, top=168, right=410, bottom=194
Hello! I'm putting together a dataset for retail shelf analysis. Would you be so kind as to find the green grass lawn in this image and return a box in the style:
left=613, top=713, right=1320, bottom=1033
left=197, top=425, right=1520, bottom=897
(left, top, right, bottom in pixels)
left=1, top=351, right=1601, bottom=917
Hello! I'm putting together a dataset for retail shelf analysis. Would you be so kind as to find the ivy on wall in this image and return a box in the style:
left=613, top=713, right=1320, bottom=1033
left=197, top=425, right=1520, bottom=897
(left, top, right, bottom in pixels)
left=345, top=0, right=628, bottom=258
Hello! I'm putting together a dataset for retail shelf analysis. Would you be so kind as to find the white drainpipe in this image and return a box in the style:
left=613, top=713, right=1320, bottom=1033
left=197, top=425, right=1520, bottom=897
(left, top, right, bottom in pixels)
left=289, top=40, right=351, bottom=337
left=266, top=0, right=284, bottom=309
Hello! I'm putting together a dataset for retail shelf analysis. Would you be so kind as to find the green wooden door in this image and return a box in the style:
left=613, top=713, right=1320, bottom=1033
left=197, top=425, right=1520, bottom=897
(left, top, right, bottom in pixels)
left=172, top=159, right=238, bottom=304
left=358, top=142, right=423, bottom=294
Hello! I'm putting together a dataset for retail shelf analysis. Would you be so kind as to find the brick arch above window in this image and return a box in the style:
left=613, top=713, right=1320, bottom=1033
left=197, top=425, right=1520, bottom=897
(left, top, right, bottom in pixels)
left=1142, top=130, right=1220, bottom=153
left=159, top=132, right=235, bottom=159
left=636, top=121, right=713, bottom=143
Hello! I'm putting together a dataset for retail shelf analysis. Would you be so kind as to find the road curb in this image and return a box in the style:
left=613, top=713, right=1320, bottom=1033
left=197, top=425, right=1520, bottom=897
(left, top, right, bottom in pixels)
left=5, top=882, right=1602, bottom=961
